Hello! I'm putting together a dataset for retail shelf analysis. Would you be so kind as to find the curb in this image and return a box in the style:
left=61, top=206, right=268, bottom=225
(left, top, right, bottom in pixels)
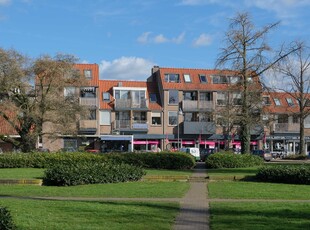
left=0, top=179, right=42, bottom=185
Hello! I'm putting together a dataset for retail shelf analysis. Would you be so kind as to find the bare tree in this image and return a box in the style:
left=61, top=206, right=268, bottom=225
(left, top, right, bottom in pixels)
left=0, top=49, right=87, bottom=152
left=272, top=41, right=310, bottom=154
left=216, top=12, right=299, bottom=153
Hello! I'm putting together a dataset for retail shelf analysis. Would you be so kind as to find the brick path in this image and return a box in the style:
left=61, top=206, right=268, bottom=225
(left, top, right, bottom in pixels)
left=173, top=162, right=209, bottom=230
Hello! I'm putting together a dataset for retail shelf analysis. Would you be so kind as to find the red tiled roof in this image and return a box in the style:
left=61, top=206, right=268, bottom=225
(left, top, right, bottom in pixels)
left=157, top=67, right=261, bottom=91
left=263, top=91, right=310, bottom=114
left=75, top=64, right=99, bottom=86
left=0, top=113, right=18, bottom=135
left=99, top=80, right=162, bottom=110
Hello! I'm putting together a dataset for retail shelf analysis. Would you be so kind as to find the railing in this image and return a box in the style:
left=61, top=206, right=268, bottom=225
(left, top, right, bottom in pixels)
left=274, top=123, right=300, bottom=132
left=114, top=99, right=148, bottom=110
left=113, top=120, right=148, bottom=130
left=182, top=100, right=214, bottom=111
left=79, top=97, right=98, bottom=107
left=79, top=120, right=97, bottom=129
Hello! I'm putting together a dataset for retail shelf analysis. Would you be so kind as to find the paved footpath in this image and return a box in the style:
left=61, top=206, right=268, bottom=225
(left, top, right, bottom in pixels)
left=174, top=162, right=209, bottom=230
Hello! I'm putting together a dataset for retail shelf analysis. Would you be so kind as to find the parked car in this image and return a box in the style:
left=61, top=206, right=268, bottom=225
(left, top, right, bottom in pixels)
left=200, top=148, right=215, bottom=161
left=251, top=149, right=272, bottom=161
left=179, top=147, right=201, bottom=161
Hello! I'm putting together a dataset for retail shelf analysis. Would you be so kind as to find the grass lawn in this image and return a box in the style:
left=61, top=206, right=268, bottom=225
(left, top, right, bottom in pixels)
left=210, top=202, right=310, bottom=230
left=0, top=199, right=179, bottom=230
left=207, top=167, right=258, bottom=180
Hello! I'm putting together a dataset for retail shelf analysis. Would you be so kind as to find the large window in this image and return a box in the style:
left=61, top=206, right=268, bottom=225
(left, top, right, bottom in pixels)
left=232, top=92, right=242, bottom=105
left=212, top=75, right=228, bottom=84
left=84, top=70, right=92, bottom=79
left=217, top=92, right=227, bottom=105
left=168, top=90, right=178, bottom=104
left=80, top=87, right=96, bottom=98
left=168, top=111, right=178, bottom=125
left=151, top=112, right=161, bottom=125
left=100, top=111, right=111, bottom=125
left=183, top=91, right=197, bottom=101
left=164, top=74, right=180, bottom=83
left=200, top=92, right=212, bottom=101
left=229, top=76, right=241, bottom=84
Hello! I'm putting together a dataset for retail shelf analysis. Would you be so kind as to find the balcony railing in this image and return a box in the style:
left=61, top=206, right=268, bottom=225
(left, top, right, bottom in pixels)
left=182, top=100, right=214, bottom=111
left=114, top=99, right=148, bottom=110
left=274, top=123, right=300, bottom=132
left=113, top=119, right=148, bottom=131
left=183, top=121, right=216, bottom=134
left=79, top=97, right=98, bottom=107
left=79, top=120, right=97, bottom=129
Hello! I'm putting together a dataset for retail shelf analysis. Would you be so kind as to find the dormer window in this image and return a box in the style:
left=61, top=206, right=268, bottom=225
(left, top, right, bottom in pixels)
left=84, top=70, right=92, bottom=79
left=286, top=98, right=294, bottom=106
left=199, top=74, right=207, bottom=83
left=274, top=98, right=281, bottom=106
left=184, top=74, right=191, bottom=83
left=165, top=73, right=180, bottom=83
left=262, top=96, right=271, bottom=105
left=213, top=75, right=228, bottom=84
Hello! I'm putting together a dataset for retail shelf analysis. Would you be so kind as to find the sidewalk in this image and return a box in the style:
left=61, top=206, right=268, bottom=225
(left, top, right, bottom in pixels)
left=174, top=162, right=209, bottom=230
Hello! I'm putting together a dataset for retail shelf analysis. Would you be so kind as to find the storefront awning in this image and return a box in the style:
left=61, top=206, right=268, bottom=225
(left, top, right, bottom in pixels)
left=100, top=135, right=133, bottom=141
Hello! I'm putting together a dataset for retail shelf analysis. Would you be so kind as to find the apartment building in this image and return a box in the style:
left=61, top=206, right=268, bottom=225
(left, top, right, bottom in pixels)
left=263, top=92, right=310, bottom=154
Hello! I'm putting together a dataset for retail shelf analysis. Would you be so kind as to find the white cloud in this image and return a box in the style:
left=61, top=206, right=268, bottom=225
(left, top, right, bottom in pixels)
left=99, top=56, right=156, bottom=80
left=154, top=34, right=169, bottom=43
left=137, top=32, right=185, bottom=44
left=193, top=33, right=212, bottom=47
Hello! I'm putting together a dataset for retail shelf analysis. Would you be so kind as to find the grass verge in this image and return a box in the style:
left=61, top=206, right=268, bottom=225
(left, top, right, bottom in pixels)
left=0, top=199, right=179, bottom=230
left=210, top=202, right=310, bottom=230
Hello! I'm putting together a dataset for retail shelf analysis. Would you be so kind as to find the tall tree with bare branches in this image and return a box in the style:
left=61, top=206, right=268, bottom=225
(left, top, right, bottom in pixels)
left=272, top=41, right=310, bottom=154
left=216, top=12, right=299, bottom=153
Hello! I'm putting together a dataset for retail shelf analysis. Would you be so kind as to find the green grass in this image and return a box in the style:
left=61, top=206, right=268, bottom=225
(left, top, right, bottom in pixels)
left=145, top=169, right=193, bottom=176
left=207, top=167, right=258, bottom=180
left=0, top=199, right=179, bottom=230
left=208, top=181, right=310, bottom=200
left=0, top=181, right=189, bottom=198
left=210, top=202, right=310, bottom=230
left=0, top=168, right=44, bottom=179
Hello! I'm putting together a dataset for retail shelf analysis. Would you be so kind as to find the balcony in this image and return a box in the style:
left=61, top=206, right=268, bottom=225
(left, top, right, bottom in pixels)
left=182, top=100, right=214, bottom=111
left=79, top=97, right=98, bottom=107
left=113, top=120, right=148, bottom=132
left=183, top=121, right=216, bottom=134
left=114, top=99, right=148, bottom=110
left=274, top=123, right=300, bottom=133
left=79, top=120, right=97, bottom=134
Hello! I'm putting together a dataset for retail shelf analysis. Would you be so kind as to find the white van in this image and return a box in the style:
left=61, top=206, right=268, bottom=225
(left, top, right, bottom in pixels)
left=179, top=147, right=200, bottom=161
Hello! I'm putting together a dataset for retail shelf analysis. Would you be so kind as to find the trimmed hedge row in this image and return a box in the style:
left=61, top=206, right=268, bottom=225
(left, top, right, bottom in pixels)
left=0, top=152, right=107, bottom=168
left=256, top=165, right=310, bottom=185
left=43, top=161, right=145, bottom=186
left=205, top=152, right=264, bottom=168
left=0, top=207, right=16, bottom=230
left=103, top=151, right=196, bottom=170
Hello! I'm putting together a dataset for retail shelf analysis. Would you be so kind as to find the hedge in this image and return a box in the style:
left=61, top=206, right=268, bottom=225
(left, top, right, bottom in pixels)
left=43, top=161, right=145, bottom=186
left=0, top=207, right=16, bottom=230
left=256, top=165, right=310, bottom=185
left=103, top=151, right=195, bottom=170
left=205, top=152, right=264, bottom=168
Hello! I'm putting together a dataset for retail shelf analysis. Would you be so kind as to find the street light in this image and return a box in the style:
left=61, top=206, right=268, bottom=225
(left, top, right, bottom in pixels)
left=177, top=107, right=183, bottom=150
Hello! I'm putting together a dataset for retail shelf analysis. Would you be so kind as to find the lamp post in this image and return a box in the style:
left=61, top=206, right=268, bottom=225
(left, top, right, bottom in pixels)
left=177, top=107, right=183, bottom=150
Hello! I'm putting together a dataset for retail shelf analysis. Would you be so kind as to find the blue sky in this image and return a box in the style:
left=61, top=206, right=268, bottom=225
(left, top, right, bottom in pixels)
left=0, top=0, right=309, bottom=80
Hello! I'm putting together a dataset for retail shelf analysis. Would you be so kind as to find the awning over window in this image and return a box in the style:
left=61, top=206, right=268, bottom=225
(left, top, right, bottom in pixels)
left=100, top=135, right=133, bottom=141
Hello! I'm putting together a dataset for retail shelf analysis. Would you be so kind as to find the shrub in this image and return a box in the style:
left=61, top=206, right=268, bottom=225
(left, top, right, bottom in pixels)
left=0, top=207, right=16, bottom=230
left=256, top=165, right=310, bottom=185
left=103, top=151, right=195, bottom=170
left=205, top=152, right=264, bottom=168
left=283, top=154, right=308, bottom=160
left=43, top=161, right=145, bottom=186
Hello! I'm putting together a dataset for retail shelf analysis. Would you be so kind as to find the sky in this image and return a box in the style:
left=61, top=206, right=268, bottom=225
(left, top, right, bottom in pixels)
left=0, top=0, right=310, bottom=81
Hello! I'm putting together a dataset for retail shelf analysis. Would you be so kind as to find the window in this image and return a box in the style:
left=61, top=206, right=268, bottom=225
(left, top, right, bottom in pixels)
left=262, top=96, right=271, bottom=105
left=286, top=98, right=294, bottom=106
left=199, top=75, right=207, bottom=83
left=150, top=93, right=157, bottom=103
left=100, top=111, right=111, bottom=125
left=84, top=70, right=92, bottom=79
left=164, top=73, right=180, bottom=83
left=213, top=75, right=228, bottom=84
left=168, top=90, right=178, bottom=104
left=217, top=92, right=227, bottom=105
left=230, top=76, right=241, bottom=84
left=184, top=112, right=199, bottom=122
left=184, top=91, right=197, bottom=101
left=102, top=92, right=110, bottom=101
left=64, top=139, right=77, bottom=150
left=277, top=114, right=288, bottom=123
left=168, top=111, right=178, bottom=125
left=133, top=111, right=146, bottom=121
left=151, top=112, right=161, bottom=125
left=232, top=92, right=242, bottom=105
left=184, top=74, right=191, bottom=82
left=85, top=109, right=96, bottom=120
left=200, top=92, right=212, bottom=101
left=199, top=112, right=213, bottom=122
left=64, top=87, right=76, bottom=97
left=274, top=98, right=281, bottom=106
left=80, top=87, right=96, bottom=98
left=292, top=114, right=299, bottom=123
